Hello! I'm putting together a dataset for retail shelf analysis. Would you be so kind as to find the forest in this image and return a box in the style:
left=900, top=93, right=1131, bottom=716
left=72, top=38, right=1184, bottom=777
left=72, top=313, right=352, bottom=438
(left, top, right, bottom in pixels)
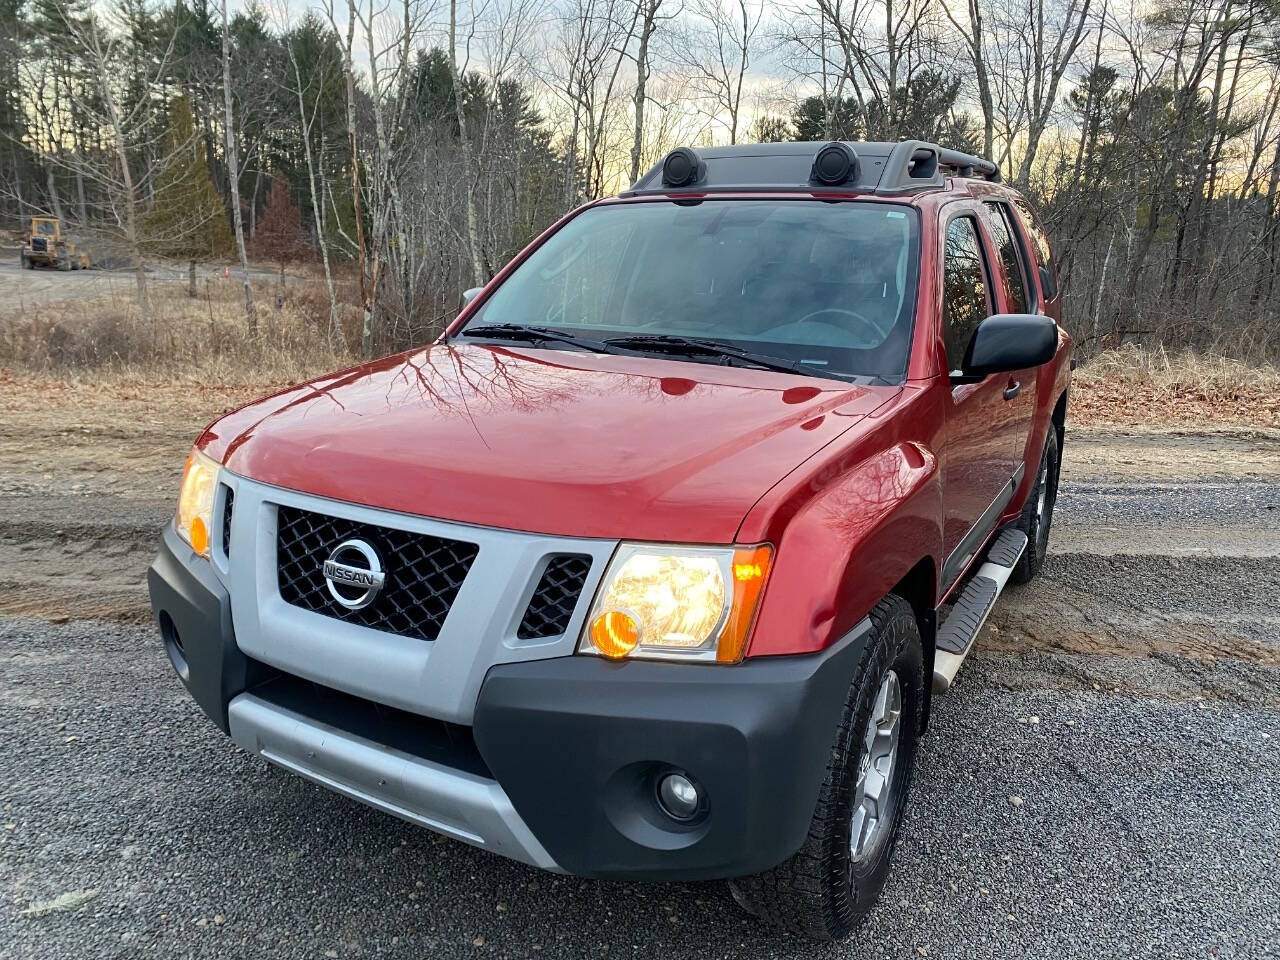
left=2, top=0, right=1279, bottom=361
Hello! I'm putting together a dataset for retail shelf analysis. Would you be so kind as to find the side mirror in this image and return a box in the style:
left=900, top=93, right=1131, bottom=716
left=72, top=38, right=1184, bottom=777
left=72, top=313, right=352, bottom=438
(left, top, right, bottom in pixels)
left=461, top=286, right=484, bottom=306
left=963, top=313, right=1058, bottom=377
left=1038, top=264, right=1058, bottom=301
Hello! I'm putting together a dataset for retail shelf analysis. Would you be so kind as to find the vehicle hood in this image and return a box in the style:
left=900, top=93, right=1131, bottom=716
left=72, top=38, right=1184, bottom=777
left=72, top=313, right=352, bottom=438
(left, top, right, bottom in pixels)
left=199, top=343, right=899, bottom=542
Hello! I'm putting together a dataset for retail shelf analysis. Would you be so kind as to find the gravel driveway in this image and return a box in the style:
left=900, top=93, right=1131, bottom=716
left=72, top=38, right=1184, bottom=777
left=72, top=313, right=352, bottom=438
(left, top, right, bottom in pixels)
left=1, top=389, right=1278, bottom=959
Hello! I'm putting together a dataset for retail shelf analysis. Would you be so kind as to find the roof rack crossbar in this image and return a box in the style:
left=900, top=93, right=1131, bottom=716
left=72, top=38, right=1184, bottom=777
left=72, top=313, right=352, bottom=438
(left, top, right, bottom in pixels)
left=937, top=147, right=1000, bottom=181
left=875, top=140, right=1001, bottom=193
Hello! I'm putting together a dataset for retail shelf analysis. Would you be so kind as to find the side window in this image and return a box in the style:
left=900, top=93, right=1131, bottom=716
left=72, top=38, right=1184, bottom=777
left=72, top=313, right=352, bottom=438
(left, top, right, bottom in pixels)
left=982, top=202, right=1029, bottom=313
left=1012, top=197, right=1057, bottom=298
left=942, top=216, right=991, bottom=372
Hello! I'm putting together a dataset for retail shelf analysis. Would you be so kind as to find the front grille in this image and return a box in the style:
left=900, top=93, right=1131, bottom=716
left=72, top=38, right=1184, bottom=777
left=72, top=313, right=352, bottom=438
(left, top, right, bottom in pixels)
left=517, top=555, right=592, bottom=639
left=221, top=486, right=234, bottom=558
left=31, top=238, right=47, bottom=252
left=276, top=505, right=479, bottom=641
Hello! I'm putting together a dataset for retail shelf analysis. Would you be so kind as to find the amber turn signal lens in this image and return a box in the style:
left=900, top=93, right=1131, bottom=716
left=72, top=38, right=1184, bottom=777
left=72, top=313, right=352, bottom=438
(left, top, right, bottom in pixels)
left=717, top=545, right=774, bottom=663
left=589, top=610, right=641, bottom=659
left=175, top=449, right=219, bottom=558
left=189, top=515, right=209, bottom=555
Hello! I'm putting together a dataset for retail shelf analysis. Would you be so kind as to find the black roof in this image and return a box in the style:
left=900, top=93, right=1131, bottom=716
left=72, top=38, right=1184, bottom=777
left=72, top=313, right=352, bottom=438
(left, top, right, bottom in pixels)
left=622, top=140, right=1000, bottom=198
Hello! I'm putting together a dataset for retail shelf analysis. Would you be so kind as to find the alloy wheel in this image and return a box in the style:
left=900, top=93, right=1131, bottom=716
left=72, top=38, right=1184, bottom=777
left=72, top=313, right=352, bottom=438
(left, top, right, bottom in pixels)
left=849, top=670, right=902, bottom=863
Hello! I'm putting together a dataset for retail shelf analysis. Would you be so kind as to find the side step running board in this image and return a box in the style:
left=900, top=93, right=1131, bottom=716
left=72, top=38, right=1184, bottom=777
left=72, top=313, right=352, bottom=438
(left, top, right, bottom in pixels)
left=933, top=527, right=1028, bottom=693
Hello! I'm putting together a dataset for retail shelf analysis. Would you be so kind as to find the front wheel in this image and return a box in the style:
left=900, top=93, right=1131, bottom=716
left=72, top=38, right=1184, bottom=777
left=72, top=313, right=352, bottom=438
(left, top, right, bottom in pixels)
left=728, top=595, right=924, bottom=941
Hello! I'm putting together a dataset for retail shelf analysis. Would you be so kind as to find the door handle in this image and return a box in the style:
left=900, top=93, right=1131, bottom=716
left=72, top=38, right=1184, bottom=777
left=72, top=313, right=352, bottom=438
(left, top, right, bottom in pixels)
left=1004, top=381, right=1021, bottom=401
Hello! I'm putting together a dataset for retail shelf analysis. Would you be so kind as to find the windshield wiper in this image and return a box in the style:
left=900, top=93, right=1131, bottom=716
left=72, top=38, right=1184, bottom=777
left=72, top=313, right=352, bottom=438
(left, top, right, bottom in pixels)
left=459, top=323, right=616, bottom=354
left=604, top=333, right=812, bottom=376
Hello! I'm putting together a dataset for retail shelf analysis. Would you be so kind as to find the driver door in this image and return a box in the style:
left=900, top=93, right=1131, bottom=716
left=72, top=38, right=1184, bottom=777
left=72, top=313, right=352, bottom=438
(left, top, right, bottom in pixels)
left=939, top=210, right=1024, bottom=590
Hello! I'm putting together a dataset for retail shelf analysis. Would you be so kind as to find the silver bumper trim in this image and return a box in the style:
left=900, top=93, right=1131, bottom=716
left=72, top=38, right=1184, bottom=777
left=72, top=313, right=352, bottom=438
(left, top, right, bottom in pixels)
left=227, top=693, right=561, bottom=871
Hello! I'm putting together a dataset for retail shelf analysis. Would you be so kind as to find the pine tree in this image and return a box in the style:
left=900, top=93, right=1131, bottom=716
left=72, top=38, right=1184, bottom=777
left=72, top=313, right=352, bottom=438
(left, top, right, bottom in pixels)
left=250, top=175, right=307, bottom=302
left=145, top=95, right=234, bottom=296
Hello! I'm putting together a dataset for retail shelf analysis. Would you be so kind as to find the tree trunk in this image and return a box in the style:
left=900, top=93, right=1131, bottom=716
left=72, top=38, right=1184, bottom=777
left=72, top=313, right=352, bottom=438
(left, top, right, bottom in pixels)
left=359, top=0, right=408, bottom=358
left=1256, top=139, right=1280, bottom=308
left=290, top=44, right=344, bottom=350
left=12, top=142, right=24, bottom=212
left=968, top=0, right=992, bottom=159
left=250, top=167, right=262, bottom=238
left=451, top=0, right=485, bottom=286
left=629, top=0, right=659, bottom=185
left=45, top=164, right=63, bottom=222
left=222, top=0, right=256, bottom=337
left=337, top=0, right=371, bottom=354
left=1175, top=12, right=1233, bottom=300
left=91, top=19, right=148, bottom=326
left=74, top=160, right=87, bottom=226
left=189, top=259, right=196, bottom=298
left=1016, top=0, right=1092, bottom=184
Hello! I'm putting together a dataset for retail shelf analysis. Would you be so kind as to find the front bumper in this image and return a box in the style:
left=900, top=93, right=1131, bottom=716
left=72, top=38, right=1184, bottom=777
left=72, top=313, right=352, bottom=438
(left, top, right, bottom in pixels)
left=148, top=526, right=869, bottom=880
left=227, top=687, right=560, bottom=870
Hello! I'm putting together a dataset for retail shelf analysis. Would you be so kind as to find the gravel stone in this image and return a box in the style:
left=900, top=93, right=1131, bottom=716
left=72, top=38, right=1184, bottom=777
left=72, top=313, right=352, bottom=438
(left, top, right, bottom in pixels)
left=2, top=616, right=1278, bottom=959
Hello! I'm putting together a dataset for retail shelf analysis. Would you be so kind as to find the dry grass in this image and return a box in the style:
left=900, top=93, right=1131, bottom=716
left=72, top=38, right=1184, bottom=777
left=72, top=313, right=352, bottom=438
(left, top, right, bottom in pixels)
left=0, top=273, right=359, bottom=383
left=1072, top=345, right=1280, bottom=428
left=0, top=369, right=292, bottom=430
left=4, top=282, right=1279, bottom=430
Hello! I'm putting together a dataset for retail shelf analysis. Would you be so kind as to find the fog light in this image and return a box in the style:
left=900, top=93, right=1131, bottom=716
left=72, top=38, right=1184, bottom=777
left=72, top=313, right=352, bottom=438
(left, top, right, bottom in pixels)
left=657, top=772, right=700, bottom=820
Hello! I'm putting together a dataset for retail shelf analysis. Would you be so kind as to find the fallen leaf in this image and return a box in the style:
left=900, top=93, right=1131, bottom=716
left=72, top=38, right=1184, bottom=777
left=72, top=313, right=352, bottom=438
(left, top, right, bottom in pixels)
left=22, top=889, right=100, bottom=918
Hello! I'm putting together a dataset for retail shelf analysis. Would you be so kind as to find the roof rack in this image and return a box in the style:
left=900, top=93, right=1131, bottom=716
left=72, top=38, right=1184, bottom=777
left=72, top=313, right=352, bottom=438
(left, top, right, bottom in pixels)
left=621, top=140, right=1001, bottom=198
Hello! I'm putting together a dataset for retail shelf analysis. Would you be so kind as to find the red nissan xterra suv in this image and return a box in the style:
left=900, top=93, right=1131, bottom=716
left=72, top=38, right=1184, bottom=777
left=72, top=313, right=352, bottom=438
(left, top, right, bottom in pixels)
left=149, top=140, right=1071, bottom=940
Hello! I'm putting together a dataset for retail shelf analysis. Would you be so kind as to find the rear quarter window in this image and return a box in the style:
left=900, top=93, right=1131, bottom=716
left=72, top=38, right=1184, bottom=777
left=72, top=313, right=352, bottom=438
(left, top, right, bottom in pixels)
left=1012, top=199, right=1054, bottom=272
left=981, top=202, right=1029, bottom=314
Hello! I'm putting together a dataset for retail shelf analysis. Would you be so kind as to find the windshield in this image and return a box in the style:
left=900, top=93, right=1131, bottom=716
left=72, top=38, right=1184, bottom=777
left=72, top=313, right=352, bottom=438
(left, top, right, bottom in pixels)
left=461, top=200, right=921, bottom=382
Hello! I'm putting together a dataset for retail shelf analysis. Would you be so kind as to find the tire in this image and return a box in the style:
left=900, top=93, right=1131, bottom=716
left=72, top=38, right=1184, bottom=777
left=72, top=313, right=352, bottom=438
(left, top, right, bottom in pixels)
left=1010, top=427, right=1060, bottom=584
left=729, top=595, right=925, bottom=941
left=20, top=255, right=30, bottom=270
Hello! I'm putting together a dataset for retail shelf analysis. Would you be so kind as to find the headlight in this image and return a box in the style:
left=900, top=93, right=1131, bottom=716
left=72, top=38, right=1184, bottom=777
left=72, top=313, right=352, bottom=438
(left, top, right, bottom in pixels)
left=175, top=449, right=220, bottom=557
left=578, top=543, right=772, bottom=663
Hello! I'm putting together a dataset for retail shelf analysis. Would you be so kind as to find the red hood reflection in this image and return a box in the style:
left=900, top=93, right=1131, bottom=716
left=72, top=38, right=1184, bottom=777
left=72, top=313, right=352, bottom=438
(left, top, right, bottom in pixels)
left=197, top=343, right=898, bottom=542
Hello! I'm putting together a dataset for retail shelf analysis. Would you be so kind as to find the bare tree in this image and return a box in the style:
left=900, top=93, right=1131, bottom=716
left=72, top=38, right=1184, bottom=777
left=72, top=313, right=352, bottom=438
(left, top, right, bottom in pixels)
left=548, top=0, right=640, bottom=202
left=279, top=6, right=344, bottom=348
left=628, top=0, right=667, bottom=183
left=674, top=0, right=760, bottom=144
left=452, top=0, right=486, bottom=284
left=942, top=0, right=995, bottom=158
left=26, top=1, right=166, bottom=323
left=222, top=0, right=257, bottom=334
left=325, top=0, right=372, bottom=352
left=781, top=0, right=948, bottom=141
left=1013, top=0, right=1094, bottom=182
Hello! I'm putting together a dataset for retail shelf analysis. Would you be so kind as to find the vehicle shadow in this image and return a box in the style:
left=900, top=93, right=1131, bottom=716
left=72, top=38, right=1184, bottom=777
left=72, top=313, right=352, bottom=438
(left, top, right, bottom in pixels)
left=210, top=759, right=831, bottom=958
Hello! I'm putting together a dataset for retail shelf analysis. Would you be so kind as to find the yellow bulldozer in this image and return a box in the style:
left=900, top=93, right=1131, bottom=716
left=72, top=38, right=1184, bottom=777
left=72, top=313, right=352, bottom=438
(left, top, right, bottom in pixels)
left=20, top=217, right=92, bottom=271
